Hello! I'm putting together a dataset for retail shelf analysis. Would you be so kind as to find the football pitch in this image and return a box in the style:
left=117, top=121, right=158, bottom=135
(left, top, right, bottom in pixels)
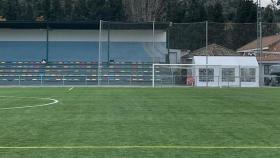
left=0, top=87, right=280, bottom=158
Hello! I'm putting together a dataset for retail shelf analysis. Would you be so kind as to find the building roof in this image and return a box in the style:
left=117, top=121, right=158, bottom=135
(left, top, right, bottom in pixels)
left=0, top=21, right=169, bottom=30
left=193, top=56, right=259, bottom=66
left=257, top=53, right=280, bottom=62
left=238, top=35, right=280, bottom=52
left=183, top=44, right=239, bottom=59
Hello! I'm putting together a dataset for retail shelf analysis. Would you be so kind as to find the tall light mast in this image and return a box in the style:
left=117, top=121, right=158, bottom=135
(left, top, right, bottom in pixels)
left=257, top=0, right=263, bottom=86
left=257, top=0, right=262, bottom=57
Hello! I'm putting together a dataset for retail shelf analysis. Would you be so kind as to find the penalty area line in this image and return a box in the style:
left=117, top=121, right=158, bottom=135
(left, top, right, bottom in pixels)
left=1, top=146, right=280, bottom=149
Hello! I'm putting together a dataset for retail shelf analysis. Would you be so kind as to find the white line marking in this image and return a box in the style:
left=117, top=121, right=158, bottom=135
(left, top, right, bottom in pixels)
left=0, top=146, right=280, bottom=149
left=0, top=96, right=59, bottom=110
left=68, top=87, right=74, bottom=91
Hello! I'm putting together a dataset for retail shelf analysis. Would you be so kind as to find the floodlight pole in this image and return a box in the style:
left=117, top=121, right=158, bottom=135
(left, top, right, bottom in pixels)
left=206, top=21, right=208, bottom=65
left=257, top=0, right=263, bottom=86
left=152, top=64, right=155, bottom=87
left=46, top=22, right=49, bottom=62
left=167, top=22, right=173, bottom=64
left=98, top=20, right=102, bottom=86
left=107, top=21, right=111, bottom=64
left=153, top=20, right=155, bottom=48
left=206, top=21, right=209, bottom=87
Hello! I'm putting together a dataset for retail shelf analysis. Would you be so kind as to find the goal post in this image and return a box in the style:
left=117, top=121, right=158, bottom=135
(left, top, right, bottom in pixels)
left=152, top=64, right=198, bottom=87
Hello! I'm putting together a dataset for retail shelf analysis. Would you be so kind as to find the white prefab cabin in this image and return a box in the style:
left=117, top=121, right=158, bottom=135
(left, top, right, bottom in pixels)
left=193, top=56, right=259, bottom=87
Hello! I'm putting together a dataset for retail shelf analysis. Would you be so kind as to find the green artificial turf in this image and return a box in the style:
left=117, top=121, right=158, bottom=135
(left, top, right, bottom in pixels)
left=0, top=87, right=280, bottom=157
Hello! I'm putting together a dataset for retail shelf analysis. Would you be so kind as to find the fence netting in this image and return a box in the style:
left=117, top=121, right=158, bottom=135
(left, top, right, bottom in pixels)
left=153, top=64, right=259, bottom=88
left=0, top=21, right=280, bottom=87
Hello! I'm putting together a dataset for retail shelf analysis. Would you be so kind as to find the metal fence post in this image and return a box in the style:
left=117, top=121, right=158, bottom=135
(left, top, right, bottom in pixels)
left=63, top=75, right=65, bottom=86
left=18, top=75, right=21, bottom=86
left=107, top=76, right=110, bottom=85
left=152, top=64, right=155, bottom=87
left=239, top=66, right=241, bottom=88
left=41, top=75, right=43, bottom=86
left=98, top=20, right=102, bottom=86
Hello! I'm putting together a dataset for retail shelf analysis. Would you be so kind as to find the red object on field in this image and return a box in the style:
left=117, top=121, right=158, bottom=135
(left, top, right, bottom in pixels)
left=186, top=75, right=195, bottom=86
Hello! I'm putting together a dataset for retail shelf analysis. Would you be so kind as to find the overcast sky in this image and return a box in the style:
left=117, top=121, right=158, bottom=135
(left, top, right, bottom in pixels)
left=257, top=0, right=273, bottom=6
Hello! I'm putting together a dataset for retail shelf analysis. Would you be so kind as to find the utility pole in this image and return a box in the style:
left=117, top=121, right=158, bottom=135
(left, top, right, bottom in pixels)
left=257, top=0, right=262, bottom=57
left=46, top=23, right=49, bottom=62
left=107, top=22, right=110, bottom=64
left=257, top=0, right=263, bottom=86
left=206, top=21, right=209, bottom=87
left=98, top=20, right=102, bottom=86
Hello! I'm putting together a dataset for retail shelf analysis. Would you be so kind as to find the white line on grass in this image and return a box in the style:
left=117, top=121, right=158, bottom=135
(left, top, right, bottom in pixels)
left=0, top=96, right=59, bottom=110
left=68, top=87, right=74, bottom=91
left=0, top=146, right=280, bottom=149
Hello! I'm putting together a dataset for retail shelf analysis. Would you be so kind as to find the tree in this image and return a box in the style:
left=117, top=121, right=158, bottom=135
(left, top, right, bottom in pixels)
left=25, top=2, right=34, bottom=20
left=87, top=0, right=124, bottom=21
left=5, top=0, right=21, bottom=20
left=103, top=0, right=124, bottom=21
left=235, top=0, right=257, bottom=23
left=73, top=0, right=89, bottom=21
left=122, top=0, right=167, bottom=22
left=166, top=0, right=185, bottom=22
left=183, top=0, right=207, bottom=22
left=43, top=0, right=51, bottom=21
left=64, top=0, right=73, bottom=21
left=207, top=2, right=224, bottom=22
left=263, top=5, right=275, bottom=23
left=0, top=0, right=5, bottom=17
left=49, top=0, right=63, bottom=21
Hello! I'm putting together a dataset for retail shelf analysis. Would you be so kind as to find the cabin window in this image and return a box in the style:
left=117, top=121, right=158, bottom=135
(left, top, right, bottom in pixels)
left=222, top=68, right=235, bottom=82
left=241, top=68, right=256, bottom=82
left=264, top=65, right=270, bottom=75
left=199, top=68, right=214, bottom=82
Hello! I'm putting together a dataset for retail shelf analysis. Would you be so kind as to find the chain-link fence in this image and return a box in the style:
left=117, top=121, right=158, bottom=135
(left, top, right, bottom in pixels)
left=0, top=75, right=153, bottom=87
left=153, top=64, right=259, bottom=88
left=100, top=21, right=168, bottom=63
left=1, top=21, right=280, bottom=87
left=167, top=22, right=280, bottom=87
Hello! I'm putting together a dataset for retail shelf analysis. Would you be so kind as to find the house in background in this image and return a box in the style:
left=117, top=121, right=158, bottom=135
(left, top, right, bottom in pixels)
left=238, top=35, right=280, bottom=86
left=181, top=43, right=241, bottom=64
left=257, top=54, right=280, bottom=85
left=237, top=35, right=280, bottom=56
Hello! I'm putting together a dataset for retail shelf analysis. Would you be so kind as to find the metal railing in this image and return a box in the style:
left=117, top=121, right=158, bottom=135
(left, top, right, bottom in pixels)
left=1, top=74, right=279, bottom=87
left=0, top=75, right=153, bottom=87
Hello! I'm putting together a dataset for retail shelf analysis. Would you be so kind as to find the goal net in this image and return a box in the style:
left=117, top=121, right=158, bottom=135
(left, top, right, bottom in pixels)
left=153, top=64, right=196, bottom=87
left=152, top=64, right=259, bottom=88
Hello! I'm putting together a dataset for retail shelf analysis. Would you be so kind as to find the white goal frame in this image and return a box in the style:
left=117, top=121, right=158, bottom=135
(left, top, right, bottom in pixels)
left=152, top=64, right=198, bottom=87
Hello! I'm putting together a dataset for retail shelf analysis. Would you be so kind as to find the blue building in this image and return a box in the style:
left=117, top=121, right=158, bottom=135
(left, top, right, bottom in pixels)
left=0, top=21, right=168, bottom=62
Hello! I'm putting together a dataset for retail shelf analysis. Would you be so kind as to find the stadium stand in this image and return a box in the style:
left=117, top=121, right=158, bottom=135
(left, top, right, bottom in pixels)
left=0, top=21, right=168, bottom=86
left=0, top=61, right=154, bottom=86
